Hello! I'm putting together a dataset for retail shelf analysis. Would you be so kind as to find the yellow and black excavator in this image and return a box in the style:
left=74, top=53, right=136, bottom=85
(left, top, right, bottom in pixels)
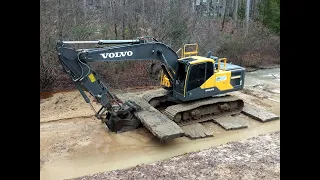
left=56, top=36, right=245, bottom=139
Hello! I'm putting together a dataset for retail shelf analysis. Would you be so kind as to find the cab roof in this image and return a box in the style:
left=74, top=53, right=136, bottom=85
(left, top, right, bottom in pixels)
left=178, top=56, right=215, bottom=65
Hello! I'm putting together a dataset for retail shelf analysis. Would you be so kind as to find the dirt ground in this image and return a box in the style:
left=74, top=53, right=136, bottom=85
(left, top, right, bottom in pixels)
left=71, top=131, right=280, bottom=180
left=40, top=68, right=280, bottom=180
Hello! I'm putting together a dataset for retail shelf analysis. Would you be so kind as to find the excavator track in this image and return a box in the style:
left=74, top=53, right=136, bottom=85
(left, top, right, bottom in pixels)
left=142, top=88, right=170, bottom=107
left=164, top=95, right=244, bottom=126
left=142, top=89, right=244, bottom=126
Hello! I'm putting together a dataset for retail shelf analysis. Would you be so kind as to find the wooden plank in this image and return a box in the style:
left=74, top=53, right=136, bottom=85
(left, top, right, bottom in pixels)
left=117, top=95, right=184, bottom=142
left=201, top=121, right=217, bottom=133
left=181, top=123, right=213, bottom=139
left=242, top=104, right=279, bottom=122
left=213, top=115, right=248, bottom=130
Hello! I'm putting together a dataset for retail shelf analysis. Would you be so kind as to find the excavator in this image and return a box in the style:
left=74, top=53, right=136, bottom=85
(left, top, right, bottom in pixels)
left=56, top=36, right=246, bottom=139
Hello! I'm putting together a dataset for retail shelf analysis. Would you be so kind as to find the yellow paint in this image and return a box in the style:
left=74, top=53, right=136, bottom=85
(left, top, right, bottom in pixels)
left=190, top=58, right=215, bottom=65
left=167, top=70, right=174, bottom=80
left=160, top=70, right=171, bottom=87
left=181, top=44, right=198, bottom=58
left=178, top=56, right=216, bottom=65
left=161, top=75, right=171, bottom=87
left=88, top=73, right=96, bottom=82
left=200, top=71, right=233, bottom=91
left=217, top=58, right=227, bottom=71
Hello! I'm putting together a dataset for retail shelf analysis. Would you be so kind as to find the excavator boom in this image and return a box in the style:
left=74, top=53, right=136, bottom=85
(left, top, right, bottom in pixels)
left=56, top=38, right=179, bottom=133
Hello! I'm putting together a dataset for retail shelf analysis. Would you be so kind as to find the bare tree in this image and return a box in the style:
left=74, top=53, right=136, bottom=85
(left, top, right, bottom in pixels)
left=251, top=0, right=256, bottom=19
left=122, top=0, right=126, bottom=39
left=40, top=0, right=280, bottom=91
left=111, top=0, right=118, bottom=39
left=222, top=0, right=228, bottom=30
left=234, top=0, right=238, bottom=22
left=58, top=0, right=62, bottom=38
left=245, top=0, right=250, bottom=36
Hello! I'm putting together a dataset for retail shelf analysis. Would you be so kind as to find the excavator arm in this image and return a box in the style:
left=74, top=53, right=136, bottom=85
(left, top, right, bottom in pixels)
left=56, top=37, right=179, bottom=133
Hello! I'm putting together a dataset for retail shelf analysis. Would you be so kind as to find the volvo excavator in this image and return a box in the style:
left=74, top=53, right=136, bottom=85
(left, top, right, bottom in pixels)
left=56, top=36, right=246, bottom=140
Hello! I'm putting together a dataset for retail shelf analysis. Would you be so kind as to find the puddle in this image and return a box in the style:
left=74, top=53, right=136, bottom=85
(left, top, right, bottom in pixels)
left=245, top=68, right=280, bottom=87
left=40, top=117, right=280, bottom=180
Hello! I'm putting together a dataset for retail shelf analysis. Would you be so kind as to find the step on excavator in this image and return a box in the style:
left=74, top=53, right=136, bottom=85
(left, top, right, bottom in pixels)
left=56, top=36, right=246, bottom=141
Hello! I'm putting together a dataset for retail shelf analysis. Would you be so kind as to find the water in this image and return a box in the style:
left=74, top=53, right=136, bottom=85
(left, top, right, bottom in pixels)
left=40, top=116, right=280, bottom=180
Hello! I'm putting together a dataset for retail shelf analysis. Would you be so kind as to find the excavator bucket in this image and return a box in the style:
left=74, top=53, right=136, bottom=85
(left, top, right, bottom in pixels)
left=105, top=100, right=142, bottom=133
left=115, top=95, right=185, bottom=142
left=104, top=97, right=185, bottom=142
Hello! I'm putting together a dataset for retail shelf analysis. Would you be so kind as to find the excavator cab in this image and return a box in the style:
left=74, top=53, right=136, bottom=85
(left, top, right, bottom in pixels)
left=172, top=56, right=215, bottom=101
left=159, top=43, right=245, bottom=102
left=161, top=56, right=245, bottom=102
left=160, top=43, right=199, bottom=88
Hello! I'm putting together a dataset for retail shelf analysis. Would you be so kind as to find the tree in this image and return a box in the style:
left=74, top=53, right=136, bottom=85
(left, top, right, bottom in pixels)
left=245, top=0, right=250, bottom=36
left=234, top=0, right=238, bottom=22
left=222, top=0, right=228, bottom=30
left=260, top=0, right=280, bottom=34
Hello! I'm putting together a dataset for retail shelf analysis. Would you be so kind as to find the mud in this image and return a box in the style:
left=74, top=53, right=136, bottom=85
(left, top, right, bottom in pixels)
left=40, top=119, right=279, bottom=180
left=71, top=131, right=280, bottom=180
left=40, top=68, right=280, bottom=180
left=40, top=91, right=100, bottom=123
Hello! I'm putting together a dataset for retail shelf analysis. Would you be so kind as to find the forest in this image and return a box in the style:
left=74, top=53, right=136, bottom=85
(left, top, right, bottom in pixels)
left=40, top=0, right=280, bottom=91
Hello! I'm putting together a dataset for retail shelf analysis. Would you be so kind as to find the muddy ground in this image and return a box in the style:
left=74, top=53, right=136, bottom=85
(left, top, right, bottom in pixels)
left=40, top=68, right=280, bottom=180
left=71, top=131, right=280, bottom=180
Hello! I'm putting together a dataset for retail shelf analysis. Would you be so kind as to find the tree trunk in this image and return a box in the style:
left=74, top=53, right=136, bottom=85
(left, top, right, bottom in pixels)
left=222, top=0, right=228, bottom=30
left=207, top=0, right=210, bottom=17
left=58, top=0, right=62, bottom=38
left=142, top=0, right=145, bottom=33
left=263, top=0, right=268, bottom=25
left=245, top=0, right=250, bottom=36
left=122, top=0, right=126, bottom=39
left=83, top=0, right=87, bottom=20
left=111, top=0, right=118, bottom=39
left=191, top=0, right=195, bottom=13
left=251, top=0, right=256, bottom=19
left=234, top=0, right=238, bottom=22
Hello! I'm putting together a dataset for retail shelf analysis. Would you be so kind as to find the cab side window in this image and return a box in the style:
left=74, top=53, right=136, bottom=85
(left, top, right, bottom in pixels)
left=187, top=63, right=205, bottom=91
left=187, top=62, right=214, bottom=92
left=206, top=62, right=214, bottom=80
